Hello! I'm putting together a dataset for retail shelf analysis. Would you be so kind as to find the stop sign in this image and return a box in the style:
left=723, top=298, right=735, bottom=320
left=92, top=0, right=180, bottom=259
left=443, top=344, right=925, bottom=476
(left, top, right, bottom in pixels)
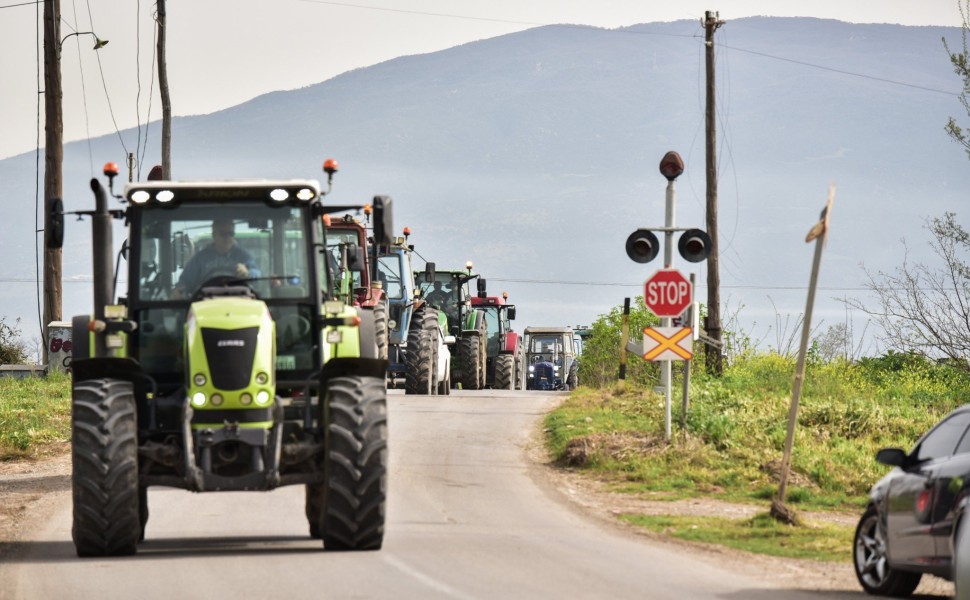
left=643, top=269, right=692, bottom=317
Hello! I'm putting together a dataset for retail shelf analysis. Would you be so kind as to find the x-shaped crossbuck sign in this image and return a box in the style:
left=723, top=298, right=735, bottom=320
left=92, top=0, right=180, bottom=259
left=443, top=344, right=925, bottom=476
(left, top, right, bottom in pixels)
left=642, top=327, right=693, bottom=362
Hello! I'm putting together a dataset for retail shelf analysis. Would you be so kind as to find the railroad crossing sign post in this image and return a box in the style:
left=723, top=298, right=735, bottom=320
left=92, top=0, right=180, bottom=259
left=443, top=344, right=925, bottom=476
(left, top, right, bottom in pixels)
left=625, top=151, right=712, bottom=441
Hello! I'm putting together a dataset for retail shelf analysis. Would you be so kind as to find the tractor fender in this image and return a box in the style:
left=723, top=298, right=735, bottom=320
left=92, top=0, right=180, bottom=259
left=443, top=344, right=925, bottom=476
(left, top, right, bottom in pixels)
left=72, top=314, right=94, bottom=360
left=462, top=309, right=485, bottom=335
left=502, top=331, right=520, bottom=354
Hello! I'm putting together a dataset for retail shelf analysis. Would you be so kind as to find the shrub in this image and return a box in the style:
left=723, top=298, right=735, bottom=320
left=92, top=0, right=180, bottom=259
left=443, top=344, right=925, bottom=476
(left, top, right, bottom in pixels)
left=0, top=317, right=28, bottom=365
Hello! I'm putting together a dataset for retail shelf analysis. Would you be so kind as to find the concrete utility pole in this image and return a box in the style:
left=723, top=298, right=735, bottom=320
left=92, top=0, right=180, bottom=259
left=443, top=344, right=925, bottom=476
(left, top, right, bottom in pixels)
left=704, top=10, right=724, bottom=375
left=157, top=0, right=172, bottom=178
left=43, top=0, right=63, bottom=363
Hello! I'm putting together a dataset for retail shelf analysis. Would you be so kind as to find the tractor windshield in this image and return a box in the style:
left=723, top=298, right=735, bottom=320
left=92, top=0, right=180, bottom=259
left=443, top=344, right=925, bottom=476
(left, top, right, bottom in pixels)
left=130, top=201, right=319, bottom=383
left=325, top=228, right=364, bottom=291
left=135, top=203, right=312, bottom=301
left=528, top=334, right=564, bottom=366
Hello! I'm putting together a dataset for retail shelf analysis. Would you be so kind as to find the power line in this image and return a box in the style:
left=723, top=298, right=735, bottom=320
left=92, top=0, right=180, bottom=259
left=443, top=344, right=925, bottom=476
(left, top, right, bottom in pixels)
left=293, top=0, right=697, bottom=39
left=0, top=0, right=42, bottom=9
left=719, top=42, right=961, bottom=96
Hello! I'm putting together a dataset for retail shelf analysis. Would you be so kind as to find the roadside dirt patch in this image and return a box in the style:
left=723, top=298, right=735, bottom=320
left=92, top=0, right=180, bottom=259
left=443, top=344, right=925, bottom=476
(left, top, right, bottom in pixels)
left=0, top=444, right=71, bottom=561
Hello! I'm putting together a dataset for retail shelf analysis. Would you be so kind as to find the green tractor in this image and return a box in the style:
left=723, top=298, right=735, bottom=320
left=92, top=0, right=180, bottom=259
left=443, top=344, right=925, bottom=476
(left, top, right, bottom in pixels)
left=417, top=262, right=488, bottom=390
left=59, top=163, right=392, bottom=556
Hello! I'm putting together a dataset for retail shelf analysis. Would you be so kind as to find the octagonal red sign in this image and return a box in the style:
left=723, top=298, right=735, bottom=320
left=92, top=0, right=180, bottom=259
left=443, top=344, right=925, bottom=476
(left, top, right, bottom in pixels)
left=643, top=269, right=692, bottom=318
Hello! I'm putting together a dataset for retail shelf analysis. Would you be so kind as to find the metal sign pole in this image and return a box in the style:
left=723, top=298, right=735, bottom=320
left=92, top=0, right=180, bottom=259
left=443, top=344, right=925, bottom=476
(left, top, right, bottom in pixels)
left=662, top=178, right=676, bottom=441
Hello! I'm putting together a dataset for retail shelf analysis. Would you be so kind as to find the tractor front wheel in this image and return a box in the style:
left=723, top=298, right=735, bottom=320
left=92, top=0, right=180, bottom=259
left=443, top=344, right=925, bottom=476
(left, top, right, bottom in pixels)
left=405, top=330, right=434, bottom=395
left=320, top=375, right=387, bottom=550
left=71, top=379, right=141, bottom=557
left=459, top=334, right=483, bottom=390
left=494, top=354, right=515, bottom=390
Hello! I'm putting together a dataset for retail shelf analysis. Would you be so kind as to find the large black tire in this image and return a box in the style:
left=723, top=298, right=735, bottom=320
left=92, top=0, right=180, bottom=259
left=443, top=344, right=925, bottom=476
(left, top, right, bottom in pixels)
left=405, top=309, right=435, bottom=395
left=139, top=485, right=149, bottom=542
left=320, top=375, right=387, bottom=550
left=567, top=362, right=579, bottom=391
left=71, top=379, right=141, bottom=557
left=476, top=319, right=487, bottom=389
left=853, top=506, right=922, bottom=596
left=494, top=354, right=515, bottom=390
left=372, top=300, right=389, bottom=362
left=459, top=334, right=483, bottom=390
left=306, top=484, right=325, bottom=539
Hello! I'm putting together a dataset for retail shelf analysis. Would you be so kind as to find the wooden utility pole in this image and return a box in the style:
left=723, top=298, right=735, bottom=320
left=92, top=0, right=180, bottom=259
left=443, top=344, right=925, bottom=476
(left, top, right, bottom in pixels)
left=157, top=0, right=172, bottom=178
left=43, top=0, right=63, bottom=363
left=704, top=10, right=724, bottom=376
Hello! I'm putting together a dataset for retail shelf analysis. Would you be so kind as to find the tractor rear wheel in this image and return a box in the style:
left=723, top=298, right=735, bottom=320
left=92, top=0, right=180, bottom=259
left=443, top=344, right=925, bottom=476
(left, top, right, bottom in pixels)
left=567, top=363, right=579, bottom=391
left=71, top=379, right=141, bottom=557
left=372, top=300, right=389, bottom=361
left=405, top=309, right=435, bottom=395
left=320, top=375, right=387, bottom=550
left=494, top=354, right=515, bottom=390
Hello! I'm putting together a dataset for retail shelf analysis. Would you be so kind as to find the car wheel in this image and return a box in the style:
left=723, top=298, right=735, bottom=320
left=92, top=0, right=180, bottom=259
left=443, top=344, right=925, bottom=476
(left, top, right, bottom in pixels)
left=853, top=506, right=921, bottom=597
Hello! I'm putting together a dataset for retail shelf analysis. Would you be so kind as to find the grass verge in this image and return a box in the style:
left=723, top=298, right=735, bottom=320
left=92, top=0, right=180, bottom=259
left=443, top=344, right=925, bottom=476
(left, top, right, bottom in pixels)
left=620, top=513, right=853, bottom=562
left=547, top=354, right=970, bottom=562
left=0, top=372, right=72, bottom=460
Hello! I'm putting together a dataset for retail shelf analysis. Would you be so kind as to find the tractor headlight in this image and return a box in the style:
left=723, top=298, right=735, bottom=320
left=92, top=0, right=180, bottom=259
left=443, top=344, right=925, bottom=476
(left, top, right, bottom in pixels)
left=193, top=373, right=207, bottom=386
left=255, top=390, right=271, bottom=405
left=255, top=372, right=269, bottom=385
left=240, top=393, right=253, bottom=406
left=528, top=365, right=535, bottom=373
left=191, top=392, right=206, bottom=407
left=210, top=394, right=224, bottom=406
left=554, top=366, right=560, bottom=372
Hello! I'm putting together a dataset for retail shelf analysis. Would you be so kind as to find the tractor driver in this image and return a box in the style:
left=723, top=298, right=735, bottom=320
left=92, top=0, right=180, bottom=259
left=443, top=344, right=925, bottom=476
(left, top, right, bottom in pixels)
left=424, top=280, right=452, bottom=308
left=173, top=218, right=260, bottom=299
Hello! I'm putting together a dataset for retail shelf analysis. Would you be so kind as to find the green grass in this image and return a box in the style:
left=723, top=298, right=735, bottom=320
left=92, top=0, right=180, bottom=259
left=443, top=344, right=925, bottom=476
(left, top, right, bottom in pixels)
left=0, top=372, right=72, bottom=460
left=547, top=353, right=970, bottom=561
left=620, top=513, right=853, bottom=562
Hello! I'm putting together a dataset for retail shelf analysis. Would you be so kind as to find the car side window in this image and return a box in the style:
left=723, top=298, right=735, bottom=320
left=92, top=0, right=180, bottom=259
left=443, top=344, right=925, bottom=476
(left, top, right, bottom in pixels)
left=914, top=411, right=970, bottom=462
left=954, top=416, right=970, bottom=456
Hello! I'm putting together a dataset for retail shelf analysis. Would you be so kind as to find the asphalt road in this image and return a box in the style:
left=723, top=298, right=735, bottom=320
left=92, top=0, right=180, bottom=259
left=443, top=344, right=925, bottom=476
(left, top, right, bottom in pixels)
left=2, top=389, right=866, bottom=599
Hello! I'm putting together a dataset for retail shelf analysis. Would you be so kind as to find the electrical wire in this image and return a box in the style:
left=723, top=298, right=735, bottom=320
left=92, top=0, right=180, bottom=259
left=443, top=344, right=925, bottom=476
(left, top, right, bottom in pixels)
left=33, top=0, right=42, bottom=347
left=138, top=6, right=159, bottom=181
left=69, top=0, right=95, bottom=174
left=134, top=0, right=143, bottom=179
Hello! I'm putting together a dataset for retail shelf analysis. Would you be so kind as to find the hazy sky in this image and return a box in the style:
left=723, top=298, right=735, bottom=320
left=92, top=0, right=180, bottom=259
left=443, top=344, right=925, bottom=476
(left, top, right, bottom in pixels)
left=0, top=0, right=966, bottom=161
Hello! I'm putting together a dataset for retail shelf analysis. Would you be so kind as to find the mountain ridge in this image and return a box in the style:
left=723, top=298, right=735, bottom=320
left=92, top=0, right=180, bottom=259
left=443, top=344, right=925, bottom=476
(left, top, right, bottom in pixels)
left=0, top=16, right=968, bottom=355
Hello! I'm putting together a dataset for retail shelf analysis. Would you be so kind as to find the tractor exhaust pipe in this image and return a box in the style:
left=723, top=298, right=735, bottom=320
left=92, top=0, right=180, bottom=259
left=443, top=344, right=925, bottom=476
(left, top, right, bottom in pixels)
left=89, top=178, right=114, bottom=358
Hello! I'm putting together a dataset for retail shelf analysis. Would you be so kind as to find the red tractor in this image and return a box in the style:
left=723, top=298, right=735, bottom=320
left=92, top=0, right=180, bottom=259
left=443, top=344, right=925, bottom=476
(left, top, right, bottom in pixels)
left=470, top=292, right=524, bottom=390
left=324, top=212, right=388, bottom=359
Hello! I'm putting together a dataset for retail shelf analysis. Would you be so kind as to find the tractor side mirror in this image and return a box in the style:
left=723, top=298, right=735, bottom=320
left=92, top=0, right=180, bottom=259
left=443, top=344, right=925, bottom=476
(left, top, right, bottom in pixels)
left=424, top=261, right=435, bottom=283
left=507, top=306, right=516, bottom=320
left=372, top=196, right=394, bottom=246
left=47, top=198, right=64, bottom=249
left=347, top=245, right=365, bottom=272
left=477, top=278, right=487, bottom=299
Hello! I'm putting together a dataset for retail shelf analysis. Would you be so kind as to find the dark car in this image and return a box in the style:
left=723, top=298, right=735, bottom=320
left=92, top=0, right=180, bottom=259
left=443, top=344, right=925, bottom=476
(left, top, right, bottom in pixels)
left=854, top=404, right=970, bottom=596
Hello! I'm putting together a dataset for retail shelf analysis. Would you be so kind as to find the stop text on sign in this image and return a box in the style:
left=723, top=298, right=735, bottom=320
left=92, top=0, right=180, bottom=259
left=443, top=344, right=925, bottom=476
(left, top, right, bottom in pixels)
left=643, top=269, right=692, bottom=317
